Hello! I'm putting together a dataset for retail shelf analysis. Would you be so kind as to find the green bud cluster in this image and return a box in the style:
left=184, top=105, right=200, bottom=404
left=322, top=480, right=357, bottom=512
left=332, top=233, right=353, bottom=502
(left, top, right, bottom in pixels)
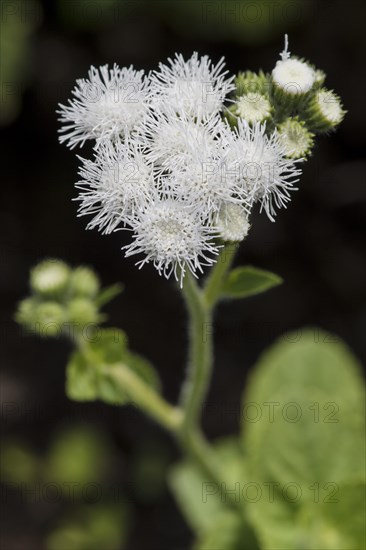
left=227, top=48, right=345, bottom=160
left=15, top=259, right=111, bottom=338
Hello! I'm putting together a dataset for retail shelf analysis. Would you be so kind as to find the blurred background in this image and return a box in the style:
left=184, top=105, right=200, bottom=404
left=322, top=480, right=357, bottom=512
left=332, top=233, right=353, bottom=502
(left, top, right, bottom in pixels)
left=1, top=0, right=365, bottom=548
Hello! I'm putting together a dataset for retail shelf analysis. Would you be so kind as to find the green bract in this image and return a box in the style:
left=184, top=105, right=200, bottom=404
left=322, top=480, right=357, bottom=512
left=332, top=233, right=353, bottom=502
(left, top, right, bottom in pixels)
left=235, top=70, right=269, bottom=97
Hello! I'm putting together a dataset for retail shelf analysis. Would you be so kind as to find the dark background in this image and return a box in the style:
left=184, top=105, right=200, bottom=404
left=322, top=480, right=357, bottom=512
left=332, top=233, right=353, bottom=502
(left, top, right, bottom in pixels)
left=1, top=0, right=365, bottom=548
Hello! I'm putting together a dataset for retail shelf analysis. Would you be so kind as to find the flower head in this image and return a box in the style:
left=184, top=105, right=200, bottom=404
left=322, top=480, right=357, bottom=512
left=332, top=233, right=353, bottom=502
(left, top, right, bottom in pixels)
left=58, top=65, right=150, bottom=148
left=123, top=195, right=220, bottom=285
left=166, top=144, right=240, bottom=222
left=149, top=52, right=234, bottom=119
left=136, top=107, right=225, bottom=171
left=76, top=139, right=154, bottom=234
left=222, top=121, right=303, bottom=220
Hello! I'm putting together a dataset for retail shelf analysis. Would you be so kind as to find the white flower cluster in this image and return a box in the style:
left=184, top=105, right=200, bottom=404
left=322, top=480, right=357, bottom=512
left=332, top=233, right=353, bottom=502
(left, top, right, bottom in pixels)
left=58, top=52, right=302, bottom=284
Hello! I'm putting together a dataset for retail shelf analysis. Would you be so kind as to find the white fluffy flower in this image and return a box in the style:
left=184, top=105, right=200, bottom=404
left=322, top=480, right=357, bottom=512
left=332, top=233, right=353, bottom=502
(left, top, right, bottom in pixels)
left=272, top=57, right=315, bottom=95
left=76, top=139, right=154, bottom=234
left=58, top=65, right=150, bottom=148
left=166, top=144, right=241, bottom=222
left=136, top=107, right=226, bottom=170
left=149, top=52, right=234, bottom=118
left=123, top=196, right=220, bottom=285
left=222, top=121, right=302, bottom=220
left=272, top=35, right=315, bottom=96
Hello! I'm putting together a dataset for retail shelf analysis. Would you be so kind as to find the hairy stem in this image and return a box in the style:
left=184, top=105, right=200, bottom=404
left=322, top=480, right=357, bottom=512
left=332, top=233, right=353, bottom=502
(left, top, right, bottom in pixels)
left=204, top=242, right=238, bottom=307
left=179, top=271, right=213, bottom=434
left=107, top=364, right=183, bottom=432
left=179, top=244, right=238, bottom=431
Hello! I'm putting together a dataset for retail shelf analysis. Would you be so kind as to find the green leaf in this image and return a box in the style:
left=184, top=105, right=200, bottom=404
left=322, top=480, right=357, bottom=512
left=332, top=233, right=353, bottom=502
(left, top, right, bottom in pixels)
left=95, top=284, right=123, bottom=307
left=194, top=514, right=258, bottom=550
left=169, top=437, right=260, bottom=549
left=66, top=328, right=160, bottom=405
left=241, top=329, right=366, bottom=549
left=222, top=266, right=282, bottom=299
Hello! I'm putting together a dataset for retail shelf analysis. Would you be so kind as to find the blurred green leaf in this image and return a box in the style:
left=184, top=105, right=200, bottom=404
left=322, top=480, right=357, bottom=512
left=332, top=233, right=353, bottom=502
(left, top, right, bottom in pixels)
left=66, top=328, right=160, bottom=405
left=45, top=426, right=110, bottom=489
left=194, top=513, right=257, bottom=550
left=169, top=437, right=259, bottom=548
left=222, top=266, right=282, bottom=299
left=46, top=503, right=129, bottom=550
left=0, top=442, right=39, bottom=483
left=241, top=329, right=366, bottom=549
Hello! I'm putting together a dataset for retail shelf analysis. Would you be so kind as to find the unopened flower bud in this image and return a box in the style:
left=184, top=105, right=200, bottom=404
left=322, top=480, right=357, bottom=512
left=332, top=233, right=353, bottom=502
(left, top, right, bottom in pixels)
left=34, top=302, right=65, bottom=337
left=272, top=38, right=315, bottom=109
left=15, top=298, right=37, bottom=329
left=216, top=203, right=250, bottom=242
left=234, top=93, right=272, bottom=124
left=66, top=298, right=100, bottom=328
left=277, top=118, right=314, bottom=159
left=305, top=88, right=346, bottom=133
left=30, top=260, right=70, bottom=297
left=69, top=267, right=100, bottom=298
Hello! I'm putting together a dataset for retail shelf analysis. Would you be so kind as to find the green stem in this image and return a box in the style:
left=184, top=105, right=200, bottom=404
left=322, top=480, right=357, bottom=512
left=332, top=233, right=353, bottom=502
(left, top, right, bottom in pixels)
left=179, top=243, right=238, bottom=432
left=180, top=243, right=237, bottom=431
left=204, top=242, right=238, bottom=307
left=179, top=271, right=213, bottom=433
left=107, top=364, right=183, bottom=432
left=106, top=359, right=239, bottom=510
left=177, top=243, right=242, bottom=510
